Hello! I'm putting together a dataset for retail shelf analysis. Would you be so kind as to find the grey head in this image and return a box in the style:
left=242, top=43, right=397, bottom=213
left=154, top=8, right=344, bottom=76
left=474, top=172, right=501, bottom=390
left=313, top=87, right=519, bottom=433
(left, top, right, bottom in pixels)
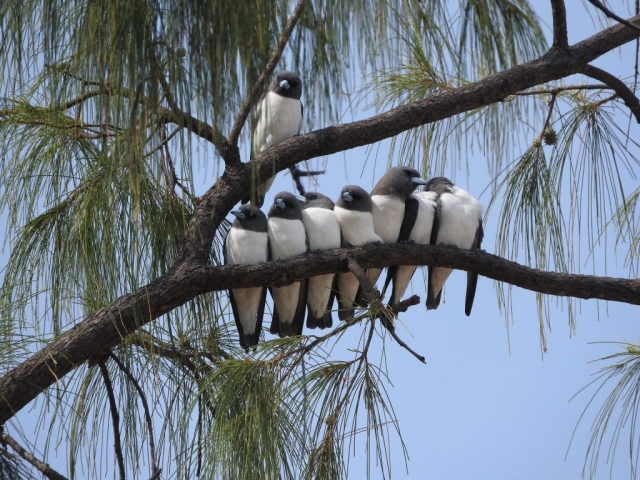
left=229, top=205, right=268, bottom=232
left=302, top=191, right=335, bottom=210
left=336, top=185, right=373, bottom=213
left=268, top=191, right=304, bottom=220
left=424, top=177, right=454, bottom=196
left=269, top=71, right=302, bottom=101
left=370, top=166, right=428, bottom=199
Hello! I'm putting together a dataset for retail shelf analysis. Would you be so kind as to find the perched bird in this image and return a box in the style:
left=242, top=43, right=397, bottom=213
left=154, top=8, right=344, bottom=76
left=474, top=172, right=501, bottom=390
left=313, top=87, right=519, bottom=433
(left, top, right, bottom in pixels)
left=300, top=192, right=341, bottom=329
left=424, top=177, right=484, bottom=316
left=381, top=190, right=438, bottom=308
left=243, top=71, right=304, bottom=206
left=224, top=205, right=269, bottom=349
left=368, top=166, right=428, bottom=293
left=267, top=191, right=308, bottom=336
left=334, top=185, right=382, bottom=320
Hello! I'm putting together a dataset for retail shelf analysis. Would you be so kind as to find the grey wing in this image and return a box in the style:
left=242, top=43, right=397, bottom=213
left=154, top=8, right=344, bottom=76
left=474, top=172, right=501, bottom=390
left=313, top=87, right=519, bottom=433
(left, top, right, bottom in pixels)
left=267, top=237, right=281, bottom=335
left=269, top=287, right=280, bottom=336
left=298, top=102, right=304, bottom=133
left=464, top=218, right=484, bottom=316
left=426, top=195, right=443, bottom=310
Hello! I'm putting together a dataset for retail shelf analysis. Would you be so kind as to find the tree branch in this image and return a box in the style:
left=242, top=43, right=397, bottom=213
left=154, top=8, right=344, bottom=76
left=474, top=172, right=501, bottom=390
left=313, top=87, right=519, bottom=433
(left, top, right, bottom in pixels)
left=226, top=0, right=306, bottom=148
left=383, top=324, right=426, bottom=364
left=550, top=0, right=569, bottom=49
left=0, top=430, right=68, bottom=480
left=1, top=15, right=640, bottom=426
left=581, top=64, right=640, bottom=122
left=586, top=0, right=640, bottom=33
left=183, top=14, right=640, bottom=261
left=98, top=361, right=126, bottom=480
left=511, top=84, right=609, bottom=96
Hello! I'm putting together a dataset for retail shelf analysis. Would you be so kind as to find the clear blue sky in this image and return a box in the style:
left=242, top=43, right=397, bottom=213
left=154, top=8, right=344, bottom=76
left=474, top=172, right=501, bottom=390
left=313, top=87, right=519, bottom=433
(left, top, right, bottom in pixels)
left=4, top=1, right=640, bottom=479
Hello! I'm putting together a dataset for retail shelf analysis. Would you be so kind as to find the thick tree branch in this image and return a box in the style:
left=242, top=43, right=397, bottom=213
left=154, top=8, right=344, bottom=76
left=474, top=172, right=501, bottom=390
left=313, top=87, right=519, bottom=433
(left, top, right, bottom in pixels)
left=184, top=14, right=640, bottom=261
left=0, top=430, right=68, bottom=480
left=581, top=64, right=640, bottom=122
left=550, top=0, right=569, bottom=49
left=226, top=0, right=306, bottom=147
left=1, top=244, right=639, bottom=424
left=586, top=0, right=640, bottom=33
left=1, top=15, right=640, bottom=426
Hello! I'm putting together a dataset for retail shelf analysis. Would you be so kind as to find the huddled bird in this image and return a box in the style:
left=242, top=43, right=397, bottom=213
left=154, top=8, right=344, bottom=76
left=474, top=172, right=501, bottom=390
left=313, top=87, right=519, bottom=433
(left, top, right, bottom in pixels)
left=333, top=185, right=382, bottom=320
left=267, top=191, right=308, bottom=336
left=224, top=205, right=269, bottom=349
left=382, top=190, right=438, bottom=308
left=368, top=166, right=427, bottom=298
left=300, top=192, right=341, bottom=329
left=243, top=71, right=303, bottom=206
left=424, top=177, right=484, bottom=316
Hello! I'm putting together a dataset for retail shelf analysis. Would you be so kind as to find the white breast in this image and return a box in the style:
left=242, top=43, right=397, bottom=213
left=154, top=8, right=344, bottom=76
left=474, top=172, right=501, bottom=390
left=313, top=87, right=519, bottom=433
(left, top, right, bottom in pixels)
left=435, top=187, right=483, bottom=249
left=301, top=208, right=341, bottom=251
left=334, top=207, right=382, bottom=246
left=267, top=217, right=307, bottom=259
left=225, top=228, right=269, bottom=265
left=371, top=195, right=406, bottom=244
left=253, top=92, right=302, bottom=154
left=411, top=192, right=437, bottom=244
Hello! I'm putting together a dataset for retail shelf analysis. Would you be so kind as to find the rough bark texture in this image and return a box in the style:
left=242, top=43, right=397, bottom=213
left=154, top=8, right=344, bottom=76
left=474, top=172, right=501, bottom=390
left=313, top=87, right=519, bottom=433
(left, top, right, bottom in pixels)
left=1, top=16, right=639, bottom=426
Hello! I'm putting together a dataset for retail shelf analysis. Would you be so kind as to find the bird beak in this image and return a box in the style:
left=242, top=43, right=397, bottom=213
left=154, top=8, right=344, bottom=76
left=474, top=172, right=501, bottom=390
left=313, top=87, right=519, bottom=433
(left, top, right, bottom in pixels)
left=230, top=209, right=246, bottom=220
left=295, top=195, right=307, bottom=204
left=411, top=177, right=428, bottom=186
left=275, top=198, right=286, bottom=209
left=341, top=192, right=353, bottom=202
left=279, top=79, right=290, bottom=90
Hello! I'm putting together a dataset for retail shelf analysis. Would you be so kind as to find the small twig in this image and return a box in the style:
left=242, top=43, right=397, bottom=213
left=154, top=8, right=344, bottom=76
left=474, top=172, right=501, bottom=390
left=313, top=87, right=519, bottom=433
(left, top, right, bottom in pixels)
left=581, top=64, right=640, bottom=123
left=145, top=124, right=181, bottom=160
left=51, top=88, right=104, bottom=112
left=0, top=430, right=68, bottom=480
left=288, top=165, right=326, bottom=195
left=227, top=0, right=306, bottom=147
left=391, top=294, right=421, bottom=314
left=382, top=324, right=426, bottom=364
left=511, top=84, right=609, bottom=96
left=98, top=361, right=127, bottom=480
left=347, top=257, right=376, bottom=304
left=594, top=93, right=619, bottom=108
left=538, top=92, right=558, bottom=141
left=108, top=352, right=160, bottom=480
left=585, top=0, right=640, bottom=33
left=379, top=294, right=425, bottom=362
left=151, top=57, right=224, bottom=155
left=550, top=0, right=569, bottom=49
